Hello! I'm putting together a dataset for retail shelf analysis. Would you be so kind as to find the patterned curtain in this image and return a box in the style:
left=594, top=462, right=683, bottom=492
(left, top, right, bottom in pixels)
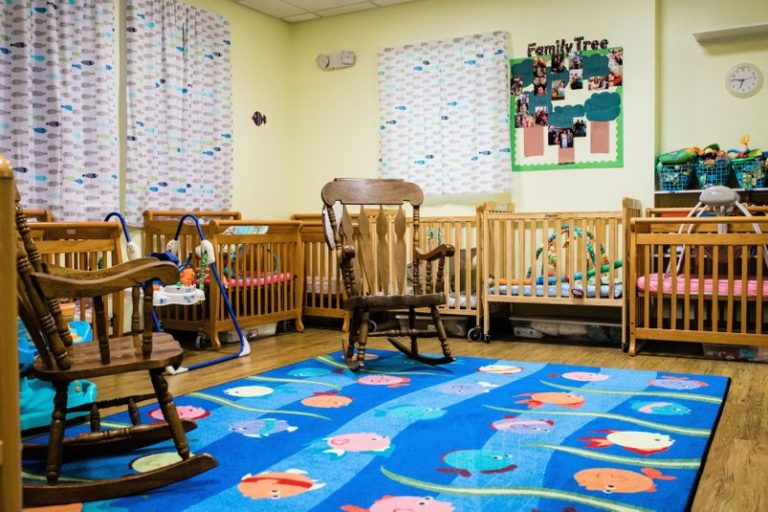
left=0, top=0, right=118, bottom=220
left=125, top=0, right=232, bottom=224
left=378, top=31, right=511, bottom=197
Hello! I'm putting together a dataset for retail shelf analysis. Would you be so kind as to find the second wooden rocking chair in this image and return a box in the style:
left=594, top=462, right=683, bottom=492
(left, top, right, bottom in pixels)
left=321, top=178, right=456, bottom=370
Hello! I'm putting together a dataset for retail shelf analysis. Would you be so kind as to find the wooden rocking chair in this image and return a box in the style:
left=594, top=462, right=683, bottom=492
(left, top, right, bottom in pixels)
left=321, top=178, right=456, bottom=370
left=14, top=188, right=217, bottom=506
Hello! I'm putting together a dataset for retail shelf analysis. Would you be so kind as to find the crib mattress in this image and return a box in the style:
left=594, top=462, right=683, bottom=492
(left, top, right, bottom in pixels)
left=637, top=273, right=768, bottom=296
left=203, top=272, right=292, bottom=288
left=490, top=283, right=622, bottom=299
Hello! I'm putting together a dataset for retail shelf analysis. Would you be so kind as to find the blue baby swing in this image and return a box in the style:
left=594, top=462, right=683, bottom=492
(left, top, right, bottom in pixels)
left=105, top=211, right=250, bottom=373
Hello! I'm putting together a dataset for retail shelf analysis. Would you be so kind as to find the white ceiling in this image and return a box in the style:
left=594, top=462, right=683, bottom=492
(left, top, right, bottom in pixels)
left=237, top=0, right=420, bottom=23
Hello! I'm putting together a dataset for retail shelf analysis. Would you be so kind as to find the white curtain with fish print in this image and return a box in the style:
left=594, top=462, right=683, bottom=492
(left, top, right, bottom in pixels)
left=378, top=31, right=511, bottom=197
left=0, top=0, right=118, bottom=220
left=125, top=0, right=232, bottom=224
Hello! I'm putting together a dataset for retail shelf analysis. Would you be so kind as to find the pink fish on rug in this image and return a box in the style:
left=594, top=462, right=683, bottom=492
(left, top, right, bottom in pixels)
left=341, top=495, right=454, bottom=512
left=580, top=430, right=675, bottom=456
left=324, top=432, right=393, bottom=456
left=516, top=392, right=585, bottom=409
left=575, top=467, right=676, bottom=494
left=149, top=405, right=209, bottom=421
left=356, top=375, right=410, bottom=388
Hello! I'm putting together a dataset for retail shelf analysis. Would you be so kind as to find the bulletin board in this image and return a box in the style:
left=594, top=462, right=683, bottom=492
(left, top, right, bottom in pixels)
left=510, top=46, right=624, bottom=171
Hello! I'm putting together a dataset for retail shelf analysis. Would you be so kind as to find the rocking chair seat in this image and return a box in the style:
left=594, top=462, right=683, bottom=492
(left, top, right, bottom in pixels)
left=33, top=333, right=182, bottom=382
left=344, top=292, right=445, bottom=311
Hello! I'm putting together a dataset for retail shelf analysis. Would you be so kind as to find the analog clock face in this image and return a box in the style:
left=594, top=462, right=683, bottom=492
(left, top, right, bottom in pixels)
left=726, top=63, right=763, bottom=98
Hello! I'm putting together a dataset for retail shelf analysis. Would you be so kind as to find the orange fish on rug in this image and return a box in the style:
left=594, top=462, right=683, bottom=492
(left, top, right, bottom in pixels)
left=516, top=392, right=585, bottom=409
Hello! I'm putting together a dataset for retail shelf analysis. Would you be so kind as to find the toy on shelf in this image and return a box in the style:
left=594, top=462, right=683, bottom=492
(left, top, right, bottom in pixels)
left=729, top=135, right=765, bottom=190
left=694, top=143, right=731, bottom=188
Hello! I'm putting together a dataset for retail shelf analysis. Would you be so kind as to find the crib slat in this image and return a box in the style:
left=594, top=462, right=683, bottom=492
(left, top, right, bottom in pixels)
left=726, top=246, right=734, bottom=334
left=643, top=244, right=650, bottom=330
left=656, top=246, right=663, bottom=330
left=697, top=245, right=704, bottom=332
left=712, top=246, right=719, bottom=332
left=670, top=238, right=677, bottom=332
left=757, top=245, right=764, bottom=335
left=683, top=245, right=691, bottom=330
left=741, top=245, right=748, bottom=334
left=515, top=219, right=523, bottom=297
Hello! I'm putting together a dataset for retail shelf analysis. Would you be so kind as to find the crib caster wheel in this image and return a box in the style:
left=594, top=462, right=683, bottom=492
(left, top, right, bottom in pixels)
left=195, top=331, right=210, bottom=350
left=368, top=320, right=377, bottom=333
left=482, top=333, right=491, bottom=343
left=622, top=342, right=629, bottom=353
left=467, top=327, right=482, bottom=343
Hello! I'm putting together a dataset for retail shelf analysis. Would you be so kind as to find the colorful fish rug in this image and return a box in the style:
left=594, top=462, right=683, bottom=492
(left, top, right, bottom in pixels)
left=24, top=350, right=729, bottom=512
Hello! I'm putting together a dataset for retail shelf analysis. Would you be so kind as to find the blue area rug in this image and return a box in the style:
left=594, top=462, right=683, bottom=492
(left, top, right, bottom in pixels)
left=25, top=350, right=729, bottom=512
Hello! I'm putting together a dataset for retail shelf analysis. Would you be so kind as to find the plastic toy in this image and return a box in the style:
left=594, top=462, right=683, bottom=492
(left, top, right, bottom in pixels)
left=19, top=319, right=97, bottom=432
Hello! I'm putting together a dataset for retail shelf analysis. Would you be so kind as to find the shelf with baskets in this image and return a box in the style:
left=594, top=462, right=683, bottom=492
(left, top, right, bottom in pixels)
left=655, top=155, right=768, bottom=207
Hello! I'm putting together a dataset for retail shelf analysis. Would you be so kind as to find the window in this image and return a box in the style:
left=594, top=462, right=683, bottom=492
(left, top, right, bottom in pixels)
left=377, top=31, right=511, bottom=198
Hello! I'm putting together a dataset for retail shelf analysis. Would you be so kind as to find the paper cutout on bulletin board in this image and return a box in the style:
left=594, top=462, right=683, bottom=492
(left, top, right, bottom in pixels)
left=510, top=47, right=623, bottom=171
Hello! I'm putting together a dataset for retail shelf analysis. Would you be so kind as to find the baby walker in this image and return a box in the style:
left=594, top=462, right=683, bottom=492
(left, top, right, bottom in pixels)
left=105, top=212, right=250, bottom=373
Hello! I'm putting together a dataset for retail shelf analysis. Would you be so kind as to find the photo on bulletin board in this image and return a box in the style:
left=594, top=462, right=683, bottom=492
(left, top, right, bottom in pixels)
left=510, top=47, right=623, bottom=171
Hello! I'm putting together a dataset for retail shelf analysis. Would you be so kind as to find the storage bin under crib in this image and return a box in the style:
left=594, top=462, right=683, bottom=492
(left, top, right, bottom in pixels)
left=628, top=216, right=768, bottom=356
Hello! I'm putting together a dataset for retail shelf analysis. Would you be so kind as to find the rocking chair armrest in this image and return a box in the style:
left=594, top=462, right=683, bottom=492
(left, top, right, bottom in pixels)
left=32, top=261, right=180, bottom=298
left=415, top=244, right=456, bottom=261
left=46, top=258, right=161, bottom=279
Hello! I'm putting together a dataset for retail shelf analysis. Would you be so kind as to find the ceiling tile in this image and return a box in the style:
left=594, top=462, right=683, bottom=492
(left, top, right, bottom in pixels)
left=372, top=0, right=416, bottom=5
left=238, top=0, right=304, bottom=18
left=288, top=0, right=366, bottom=11
left=283, top=12, right=321, bottom=22
left=316, top=2, right=378, bottom=16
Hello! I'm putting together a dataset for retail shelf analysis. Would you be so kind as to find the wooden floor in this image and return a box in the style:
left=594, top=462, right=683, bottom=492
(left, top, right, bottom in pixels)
left=89, top=327, right=767, bottom=512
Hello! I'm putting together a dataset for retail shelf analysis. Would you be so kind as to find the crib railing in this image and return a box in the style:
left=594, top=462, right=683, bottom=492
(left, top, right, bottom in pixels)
left=28, top=222, right=125, bottom=337
left=629, top=216, right=768, bottom=355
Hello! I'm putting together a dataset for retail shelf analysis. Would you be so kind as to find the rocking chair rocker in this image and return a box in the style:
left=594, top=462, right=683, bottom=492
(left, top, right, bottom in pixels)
left=13, top=184, right=217, bottom=506
left=321, top=178, right=456, bottom=370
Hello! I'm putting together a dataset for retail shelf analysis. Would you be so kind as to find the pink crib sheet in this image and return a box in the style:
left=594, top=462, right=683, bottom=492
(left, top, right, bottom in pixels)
left=202, top=272, right=292, bottom=288
left=637, top=273, right=768, bottom=296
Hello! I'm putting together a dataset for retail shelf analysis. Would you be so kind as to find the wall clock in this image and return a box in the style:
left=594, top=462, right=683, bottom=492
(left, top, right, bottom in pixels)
left=726, top=63, right=763, bottom=98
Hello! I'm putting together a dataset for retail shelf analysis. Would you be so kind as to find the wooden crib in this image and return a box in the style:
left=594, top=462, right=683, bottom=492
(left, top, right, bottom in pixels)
left=480, top=198, right=642, bottom=345
left=27, top=221, right=125, bottom=338
left=628, top=216, right=768, bottom=355
left=292, top=211, right=482, bottom=338
left=143, top=211, right=304, bottom=349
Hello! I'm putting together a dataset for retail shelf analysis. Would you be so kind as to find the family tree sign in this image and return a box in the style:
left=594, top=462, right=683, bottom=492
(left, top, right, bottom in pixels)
left=510, top=36, right=623, bottom=171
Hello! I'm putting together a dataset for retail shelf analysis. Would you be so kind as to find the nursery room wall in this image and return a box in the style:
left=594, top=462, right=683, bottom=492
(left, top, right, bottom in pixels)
left=287, top=0, right=657, bottom=215
left=165, top=0, right=295, bottom=219
left=658, top=0, right=768, bottom=153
